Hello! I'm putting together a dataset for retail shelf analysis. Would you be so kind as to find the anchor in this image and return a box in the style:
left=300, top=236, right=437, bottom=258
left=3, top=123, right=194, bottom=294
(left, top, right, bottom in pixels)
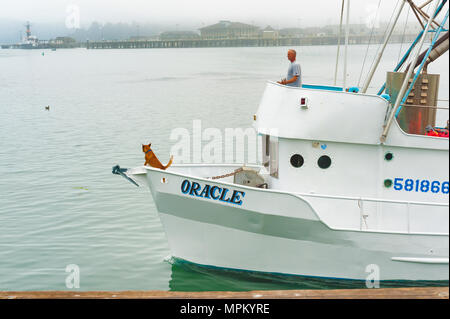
left=112, top=165, right=139, bottom=187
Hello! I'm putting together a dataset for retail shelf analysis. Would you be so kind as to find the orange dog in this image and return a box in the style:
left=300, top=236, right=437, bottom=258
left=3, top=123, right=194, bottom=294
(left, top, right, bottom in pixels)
left=142, top=143, right=173, bottom=170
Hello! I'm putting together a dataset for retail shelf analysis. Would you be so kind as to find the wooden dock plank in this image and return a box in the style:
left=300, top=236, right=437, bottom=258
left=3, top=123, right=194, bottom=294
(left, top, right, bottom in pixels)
left=1, top=287, right=448, bottom=299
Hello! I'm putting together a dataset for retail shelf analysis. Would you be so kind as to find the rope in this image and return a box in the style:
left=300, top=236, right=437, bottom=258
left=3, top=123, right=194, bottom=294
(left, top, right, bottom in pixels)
left=357, top=0, right=382, bottom=87
left=208, top=167, right=243, bottom=180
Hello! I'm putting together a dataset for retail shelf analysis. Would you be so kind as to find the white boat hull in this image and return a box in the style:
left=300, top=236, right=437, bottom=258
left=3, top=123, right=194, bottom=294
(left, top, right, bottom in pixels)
left=127, top=165, right=449, bottom=281
left=159, top=214, right=448, bottom=281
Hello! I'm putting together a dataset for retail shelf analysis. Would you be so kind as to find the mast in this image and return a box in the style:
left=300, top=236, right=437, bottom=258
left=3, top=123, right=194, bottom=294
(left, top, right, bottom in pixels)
left=25, top=21, right=31, bottom=40
left=343, top=0, right=350, bottom=89
left=334, top=0, right=345, bottom=86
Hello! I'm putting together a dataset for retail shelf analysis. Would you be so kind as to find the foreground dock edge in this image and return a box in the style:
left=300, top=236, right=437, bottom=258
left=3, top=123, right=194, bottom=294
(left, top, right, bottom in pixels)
left=0, top=287, right=448, bottom=299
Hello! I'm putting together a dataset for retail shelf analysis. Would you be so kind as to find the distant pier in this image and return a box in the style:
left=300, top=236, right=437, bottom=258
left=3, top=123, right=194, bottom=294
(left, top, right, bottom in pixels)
left=1, top=34, right=419, bottom=50
left=86, top=34, right=417, bottom=49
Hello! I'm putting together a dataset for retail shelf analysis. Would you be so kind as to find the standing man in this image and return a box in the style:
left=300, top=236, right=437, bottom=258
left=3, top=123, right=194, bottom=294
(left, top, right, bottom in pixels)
left=277, top=49, right=302, bottom=87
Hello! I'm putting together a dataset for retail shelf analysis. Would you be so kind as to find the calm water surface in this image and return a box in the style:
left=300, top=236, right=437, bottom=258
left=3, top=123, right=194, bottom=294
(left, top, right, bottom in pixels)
left=0, top=45, right=448, bottom=291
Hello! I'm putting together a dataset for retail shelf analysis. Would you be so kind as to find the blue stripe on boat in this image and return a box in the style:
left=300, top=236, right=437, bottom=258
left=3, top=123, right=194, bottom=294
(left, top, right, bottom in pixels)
left=302, top=84, right=344, bottom=91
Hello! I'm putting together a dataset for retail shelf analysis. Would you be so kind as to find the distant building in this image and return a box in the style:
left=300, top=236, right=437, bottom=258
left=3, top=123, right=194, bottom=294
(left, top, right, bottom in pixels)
left=261, top=26, right=279, bottom=39
left=159, top=31, right=200, bottom=41
left=278, top=28, right=303, bottom=38
left=199, top=20, right=260, bottom=39
left=384, top=21, right=422, bottom=35
left=129, top=35, right=159, bottom=41
left=50, top=37, right=76, bottom=45
left=348, top=24, right=371, bottom=35
left=323, top=24, right=372, bottom=36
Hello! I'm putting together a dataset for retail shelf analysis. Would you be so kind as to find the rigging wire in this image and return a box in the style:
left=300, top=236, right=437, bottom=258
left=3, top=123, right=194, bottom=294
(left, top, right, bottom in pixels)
left=424, top=2, right=435, bottom=42
left=408, top=0, right=426, bottom=29
left=403, top=0, right=435, bottom=69
left=397, top=4, right=411, bottom=69
left=361, top=0, right=401, bottom=90
left=357, top=0, right=382, bottom=87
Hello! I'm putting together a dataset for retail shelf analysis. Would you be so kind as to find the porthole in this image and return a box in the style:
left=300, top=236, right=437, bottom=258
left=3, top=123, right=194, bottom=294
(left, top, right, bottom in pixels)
left=318, top=155, right=332, bottom=169
left=385, top=152, right=394, bottom=161
left=290, top=154, right=304, bottom=168
left=384, top=179, right=393, bottom=188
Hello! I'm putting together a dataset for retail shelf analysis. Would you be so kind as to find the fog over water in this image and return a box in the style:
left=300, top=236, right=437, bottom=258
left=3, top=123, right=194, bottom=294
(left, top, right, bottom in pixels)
left=1, top=0, right=439, bottom=43
left=1, top=0, right=405, bottom=26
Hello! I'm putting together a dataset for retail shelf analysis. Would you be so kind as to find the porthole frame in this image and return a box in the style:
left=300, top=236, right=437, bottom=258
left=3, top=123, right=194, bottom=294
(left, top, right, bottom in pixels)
left=290, top=154, right=304, bottom=168
left=384, top=179, right=393, bottom=188
left=317, top=155, right=332, bottom=169
left=384, top=152, right=394, bottom=161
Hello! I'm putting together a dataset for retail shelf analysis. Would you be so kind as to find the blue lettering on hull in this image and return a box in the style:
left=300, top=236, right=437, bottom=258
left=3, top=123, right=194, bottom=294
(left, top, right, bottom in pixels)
left=181, top=180, right=245, bottom=205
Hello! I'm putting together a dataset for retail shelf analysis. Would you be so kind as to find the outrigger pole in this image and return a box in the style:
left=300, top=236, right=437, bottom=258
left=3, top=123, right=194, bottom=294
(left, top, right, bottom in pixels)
left=376, top=0, right=447, bottom=95
left=361, top=0, right=407, bottom=93
left=395, top=10, right=448, bottom=117
left=380, top=0, right=441, bottom=143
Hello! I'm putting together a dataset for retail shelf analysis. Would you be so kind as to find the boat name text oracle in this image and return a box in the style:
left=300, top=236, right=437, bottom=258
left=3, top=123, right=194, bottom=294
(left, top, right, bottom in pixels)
left=181, top=179, right=245, bottom=205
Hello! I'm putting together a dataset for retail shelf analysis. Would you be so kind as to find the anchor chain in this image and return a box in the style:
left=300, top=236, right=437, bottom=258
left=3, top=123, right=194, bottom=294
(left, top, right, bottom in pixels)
left=208, top=167, right=244, bottom=180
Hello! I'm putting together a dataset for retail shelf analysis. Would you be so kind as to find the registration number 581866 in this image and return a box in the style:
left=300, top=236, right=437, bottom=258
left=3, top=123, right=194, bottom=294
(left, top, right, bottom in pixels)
left=393, top=178, right=449, bottom=194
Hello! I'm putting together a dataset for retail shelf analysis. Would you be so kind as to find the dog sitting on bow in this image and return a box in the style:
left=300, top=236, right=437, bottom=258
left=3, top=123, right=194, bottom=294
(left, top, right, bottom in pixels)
left=142, top=143, right=174, bottom=170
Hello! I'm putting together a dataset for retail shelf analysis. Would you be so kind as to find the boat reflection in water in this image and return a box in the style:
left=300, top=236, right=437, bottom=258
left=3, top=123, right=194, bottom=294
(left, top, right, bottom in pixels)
left=167, top=258, right=449, bottom=292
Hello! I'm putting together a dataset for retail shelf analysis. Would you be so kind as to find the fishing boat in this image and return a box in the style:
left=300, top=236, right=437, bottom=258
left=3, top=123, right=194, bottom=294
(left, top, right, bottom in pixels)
left=18, top=22, right=39, bottom=49
left=113, top=0, right=449, bottom=280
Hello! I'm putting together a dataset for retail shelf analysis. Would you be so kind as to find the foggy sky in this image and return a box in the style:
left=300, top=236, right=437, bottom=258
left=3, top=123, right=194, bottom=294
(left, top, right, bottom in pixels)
left=0, top=0, right=412, bottom=29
